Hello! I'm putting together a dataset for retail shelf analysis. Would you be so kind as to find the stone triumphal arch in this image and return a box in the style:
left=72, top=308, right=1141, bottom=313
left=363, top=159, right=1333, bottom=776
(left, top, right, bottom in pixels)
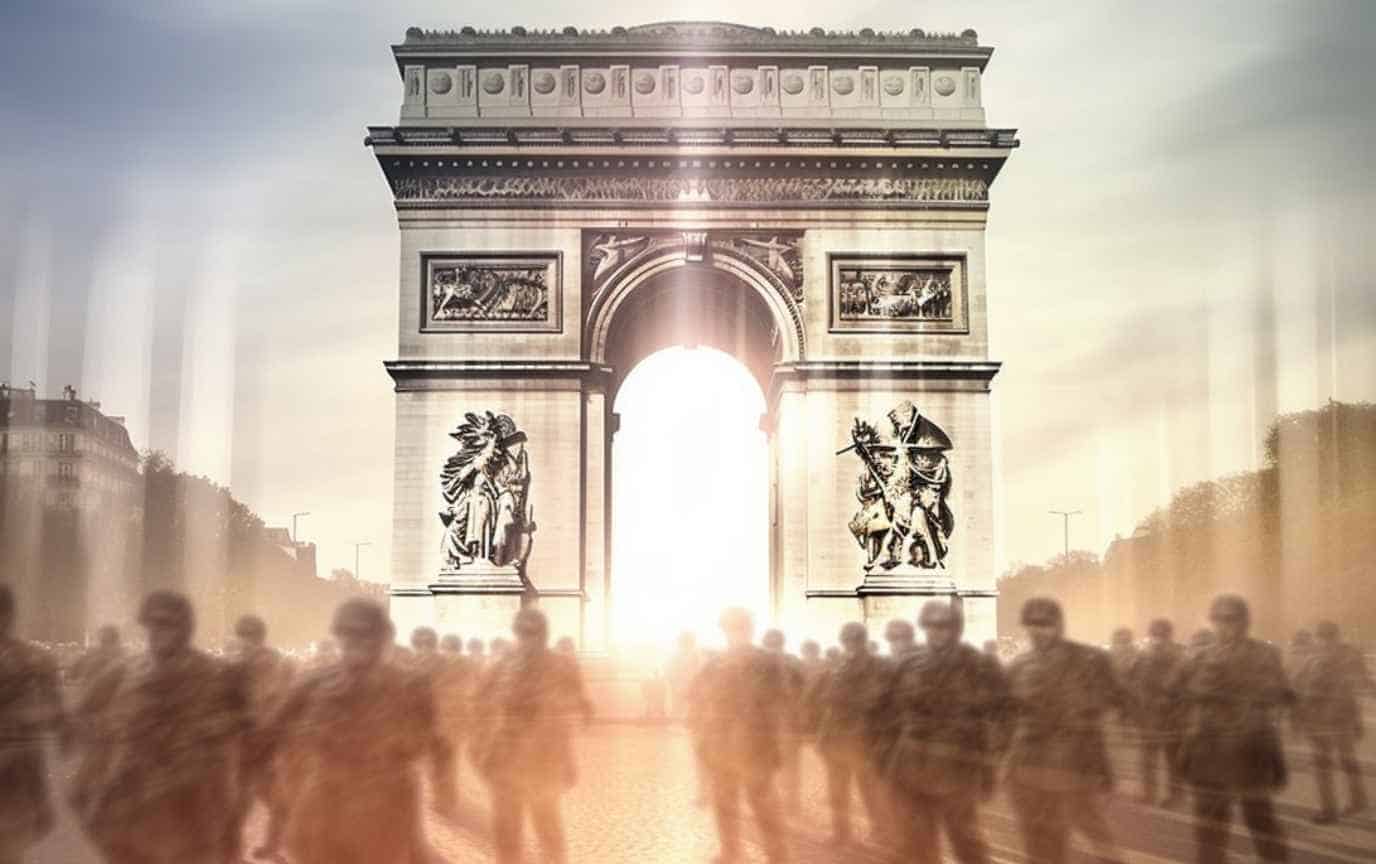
left=367, top=22, right=1018, bottom=649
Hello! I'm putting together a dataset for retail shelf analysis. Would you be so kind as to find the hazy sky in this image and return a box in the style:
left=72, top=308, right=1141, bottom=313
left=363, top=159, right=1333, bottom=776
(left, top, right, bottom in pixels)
left=2, top=0, right=1373, bottom=582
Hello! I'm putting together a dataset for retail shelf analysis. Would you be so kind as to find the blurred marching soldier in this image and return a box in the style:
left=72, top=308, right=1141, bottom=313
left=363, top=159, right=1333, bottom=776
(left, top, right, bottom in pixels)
left=228, top=614, right=297, bottom=862
left=797, top=639, right=826, bottom=742
left=981, top=639, right=1001, bottom=663
left=689, top=607, right=788, bottom=864
left=1108, top=628, right=1137, bottom=683
left=1293, top=619, right=1369, bottom=823
left=810, top=621, right=887, bottom=848
left=667, top=631, right=704, bottom=721
left=70, top=625, right=124, bottom=688
left=470, top=608, right=590, bottom=864
left=823, top=646, right=842, bottom=665
left=436, top=633, right=477, bottom=807
left=409, top=626, right=459, bottom=817
left=1171, top=594, right=1291, bottom=864
left=762, top=628, right=807, bottom=814
left=1286, top=629, right=1315, bottom=680
left=873, top=602, right=1009, bottom=864
left=1128, top=618, right=1186, bottom=808
left=883, top=618, right=918, bottom=660
left=258, top=598, right=435, bottom=864
left=0, top=584, right=64, bottom=864
left=1005, top=598, right=1127, bottom=864
left=68, top=591, right=249, bottom=864
left=467, top=636, right=488, bottom=668
left=440, top=632, right=463, bottom=656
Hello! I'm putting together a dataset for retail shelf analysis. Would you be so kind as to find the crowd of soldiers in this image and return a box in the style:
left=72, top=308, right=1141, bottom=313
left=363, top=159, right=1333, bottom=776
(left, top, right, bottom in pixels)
left=0, top=578, right=1371, bottom=864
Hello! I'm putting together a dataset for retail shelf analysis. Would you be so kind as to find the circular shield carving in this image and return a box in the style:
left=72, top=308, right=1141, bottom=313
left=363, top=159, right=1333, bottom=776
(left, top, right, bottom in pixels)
left=634, top=72, right=656, bottom=95
left=831, top=74, right=855, bottom=96
left=731, top=73, right=755, bottom=95
left=481, top=71, right=506, bottom=95
left=583, top=71, right=607, bottom=95
left=428, top=72, right=453, bottom=95
left=683, top=73, right=705, bottom=95
left=533, top=71, right=557, bottom=95
left=882, top=74, right=905, bottom=96
left=934, top=75, right=957, bottom=97
left=782, top=73, right=805, bottom=96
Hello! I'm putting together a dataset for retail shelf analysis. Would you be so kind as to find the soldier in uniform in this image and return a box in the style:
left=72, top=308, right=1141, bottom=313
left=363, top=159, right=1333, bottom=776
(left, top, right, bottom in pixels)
left=69, top=625, right=124, bottom=688
left=470, top=608, right=590, bottom=864
left=1287, top=629, right=1315, bottom=681
left=436, top=633, right=476, bottom=808
left=68, top=591, right=248, bottom=864
left=1109, top=628, right=1137, bottom=682
left=467, top=636, right=488, bottom=670
left=440, top=633, right=464, bottom=656
left=874, top=602, right=1008, bottom=864
left=228, top=614, right=297, bottom=862
left=0, top=583, right=63, bottom=864
left=811, top=622, right=887, bottom=848
left=1293, top=619, right=1369, bottom=822
left=259, top=598, right=435, bottom=864
left=762, top=628, right=807, bottom=814
left=1172, top=594, right=1291, bottom=864
left=689, top=607, right=788, bottom=864
left=409, top=626, right=459, bottom=817
left=1129, top=618, right=1185, bottom=807
left=1005, top=598, right=1127, bottom=864
left=883, top=618, right=918, bottom=660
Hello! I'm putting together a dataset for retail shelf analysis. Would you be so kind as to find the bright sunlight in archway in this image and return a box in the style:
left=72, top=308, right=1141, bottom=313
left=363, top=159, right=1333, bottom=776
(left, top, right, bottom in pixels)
left=611, top=346, right=769, bottom=652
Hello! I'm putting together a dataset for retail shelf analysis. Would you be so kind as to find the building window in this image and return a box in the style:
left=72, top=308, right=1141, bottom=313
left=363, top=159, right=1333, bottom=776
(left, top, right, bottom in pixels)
left=66, top=405, right=79, bottom=424
left=58, top=462, right=74, bottom=478
left=58, top=433, right=74, bottom=452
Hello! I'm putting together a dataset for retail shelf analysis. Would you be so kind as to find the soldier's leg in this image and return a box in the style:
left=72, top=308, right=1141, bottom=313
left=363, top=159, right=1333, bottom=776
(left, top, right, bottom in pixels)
left=1337, top=733, right=1368, bottom=812
left=1191, top=787, right=1232, bottom=864
left=710, top=771, right=744, bottom=863
left=431, top=735, right=458, bottom=816
left=1009, top=783, right=1067, bottom=864
left=529, top=789, right=568, bottom=864
left=780, top=737, right=802, bottom=814
left=896, top=793, right=941, bottom=864
left=1068, top=790, right=1124, bottom=864
left=941, top=796, right=991, bottom=864
left=1139, top=738, right=1158, bottom=803
left=855, top=756, right=889, bottom=844
left=1239, top=795, right=1289, bottom=862
left=744, top=774, right=788, bottom=864
left=1311, top=735, right=1339, bottom=820
left=823, top=754, right=853, bottom=843
left=490, top=782, right=525, bottom=864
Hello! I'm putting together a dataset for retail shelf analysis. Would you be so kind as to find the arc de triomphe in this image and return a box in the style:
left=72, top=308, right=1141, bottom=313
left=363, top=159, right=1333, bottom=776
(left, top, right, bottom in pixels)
left=366, top=22, right=1018, bottom=649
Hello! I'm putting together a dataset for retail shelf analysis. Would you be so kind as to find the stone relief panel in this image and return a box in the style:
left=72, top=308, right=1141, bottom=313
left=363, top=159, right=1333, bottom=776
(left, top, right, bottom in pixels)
left=839, top=401, right=954, bottom=572
left=828, top=254, right=968, bottom=333
left=421, top=253, right=561, bottom=333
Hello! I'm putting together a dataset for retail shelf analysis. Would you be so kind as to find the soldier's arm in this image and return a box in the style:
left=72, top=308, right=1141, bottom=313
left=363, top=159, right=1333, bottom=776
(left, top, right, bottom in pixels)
left=1257, top=643, right=1295, bottom=708
left=981, top=654, right=1015, bottom=756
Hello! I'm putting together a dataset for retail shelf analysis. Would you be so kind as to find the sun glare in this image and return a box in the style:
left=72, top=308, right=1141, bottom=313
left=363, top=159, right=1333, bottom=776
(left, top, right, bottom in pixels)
left=611, top=346, right=769, bottom=652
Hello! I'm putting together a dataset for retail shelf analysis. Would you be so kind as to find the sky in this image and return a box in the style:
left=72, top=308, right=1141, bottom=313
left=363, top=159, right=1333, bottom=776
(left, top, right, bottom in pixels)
left=1, top=0, right=1373, bottom=584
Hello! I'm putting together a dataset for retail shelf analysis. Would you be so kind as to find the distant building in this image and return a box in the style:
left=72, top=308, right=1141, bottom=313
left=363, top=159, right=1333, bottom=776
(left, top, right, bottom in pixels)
left=265, top=526, right=318, bottom=580
left=0, top=384, right=141, bottom=511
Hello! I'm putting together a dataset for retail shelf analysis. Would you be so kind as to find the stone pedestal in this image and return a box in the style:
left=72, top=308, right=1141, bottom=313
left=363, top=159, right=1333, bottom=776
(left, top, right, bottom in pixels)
left=430, top=565, right=533, bottom=641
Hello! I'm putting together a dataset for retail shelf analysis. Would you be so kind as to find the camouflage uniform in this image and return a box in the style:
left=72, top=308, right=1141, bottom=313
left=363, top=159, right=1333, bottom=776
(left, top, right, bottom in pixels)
left=69, top=594, right=248, bottom=864
left=874, top=615, right=1009, bottom=864
left=1293, top=621, right=1369, bottom=821
left=470, top=609, right=589, bottom=864
left=810, top=623, right=888, bottom=846
left=1171, top=594, right=1290, bottom=864
left=690, top=609, right=788, bottom=864
left=1128, top=619, right=1186, bottom=806
left=1005, top=598, right=1127, bottom=864
left=0, top=617, right=63, bottom=864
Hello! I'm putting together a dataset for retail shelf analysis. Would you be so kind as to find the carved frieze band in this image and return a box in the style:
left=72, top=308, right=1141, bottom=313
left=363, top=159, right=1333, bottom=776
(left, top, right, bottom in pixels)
left=583, top=230, right=804, bottom=303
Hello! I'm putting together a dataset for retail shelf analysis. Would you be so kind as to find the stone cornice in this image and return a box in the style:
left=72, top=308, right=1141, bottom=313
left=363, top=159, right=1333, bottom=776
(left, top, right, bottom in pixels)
left=385, top=360, right=614, bottom=386
left=769, top=359, right=1001, bottom=403
left=367, top=126, right=1018, bottom=149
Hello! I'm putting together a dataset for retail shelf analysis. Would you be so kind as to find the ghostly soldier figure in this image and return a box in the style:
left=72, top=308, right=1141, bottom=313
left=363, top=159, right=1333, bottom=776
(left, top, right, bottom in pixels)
left=409, top=626, right=459, bottom=817
left=0, top=583, right=63, bottom=864
left=1005, top=598, right=1127, bottom=864
left=436, top=633, right=475, bottom=805
left=1128, top=618, right=1185, bottom=807
left=811, top=622, right=887, bottom=848
left=1172, top=594, right=1291, bottom=864
left=471, top=608, right=590, bottom=864
left=69, top=591, right=247, bottom=864
left=1294, top=619, right=1369, bottom=822
left=884, top=618, right=918, bottom=660
left=228, top=614, right=297, bottom=862
left=1286, top=629, right=1315, bottom=686
left=762, top=628, right=807, bottom=814
left=689, top=607, right=788, bottom=864
left=874, top=602, right=1009, bottom=864
left=70, top=625, right=124, bottom=688
left=1108, top=628, right=1137, bottom=684
left=260, top=599, right=434, bottom=864
left=467, top=637, right=488, bottom=670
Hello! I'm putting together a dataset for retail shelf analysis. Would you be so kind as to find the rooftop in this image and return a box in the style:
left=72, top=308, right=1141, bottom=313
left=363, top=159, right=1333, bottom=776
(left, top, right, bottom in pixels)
left=400, top=21, right=980, bottom=48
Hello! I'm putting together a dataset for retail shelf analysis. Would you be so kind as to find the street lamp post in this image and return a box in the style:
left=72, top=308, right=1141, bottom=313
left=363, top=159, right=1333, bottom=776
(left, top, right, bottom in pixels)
left=1048, top=509, right=1082, bottom=560
left=291, top=512, right=311, bottom=543
left=352, top=541, right=373, bottom=582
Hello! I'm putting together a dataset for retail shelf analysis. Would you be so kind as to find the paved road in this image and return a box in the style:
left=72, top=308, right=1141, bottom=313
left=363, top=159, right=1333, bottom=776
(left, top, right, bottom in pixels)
left=34, top=716, right=1375, bottom=864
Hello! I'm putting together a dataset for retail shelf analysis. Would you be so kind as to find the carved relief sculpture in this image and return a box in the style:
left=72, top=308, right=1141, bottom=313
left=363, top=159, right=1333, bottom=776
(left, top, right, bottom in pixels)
left=422, top=254, right=561, bottom=332
left=583, top=230, right=804, bottom=302
left=829, top=254, right=968, bottom=333
left=839, top=402, right=954, bottom=571
left=440, top=412, right=535, bottom=573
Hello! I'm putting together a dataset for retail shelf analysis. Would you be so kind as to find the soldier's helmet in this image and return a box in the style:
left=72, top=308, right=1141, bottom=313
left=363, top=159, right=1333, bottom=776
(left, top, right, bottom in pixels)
left=1111, top=627, right=1134, bottom=646
left=331, top=598, right=392, bottom=641
left=919, top=600, right=961, bottom=628
left=1019, top=597, right=1063, bottom=629
left=235, top=614, right=268, bottom=644
left=440, top=634, right=462, bottom=653
left=411, top=626, right=438, bottom=651
left=513, top=608, right=549, bottom=644
left=884, top=619, right=915, bottom=642
left=1315, top=619, right=1340, bottom=642
left=839, top=621, right=868, bottom=646
left=762, top=628, right=785, bottom=650
left=1207, top=594, right=1250, bottom=628
left=1147, top=618, right=1173, bottom=639
left=139, top=590, right=195, bottom=635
